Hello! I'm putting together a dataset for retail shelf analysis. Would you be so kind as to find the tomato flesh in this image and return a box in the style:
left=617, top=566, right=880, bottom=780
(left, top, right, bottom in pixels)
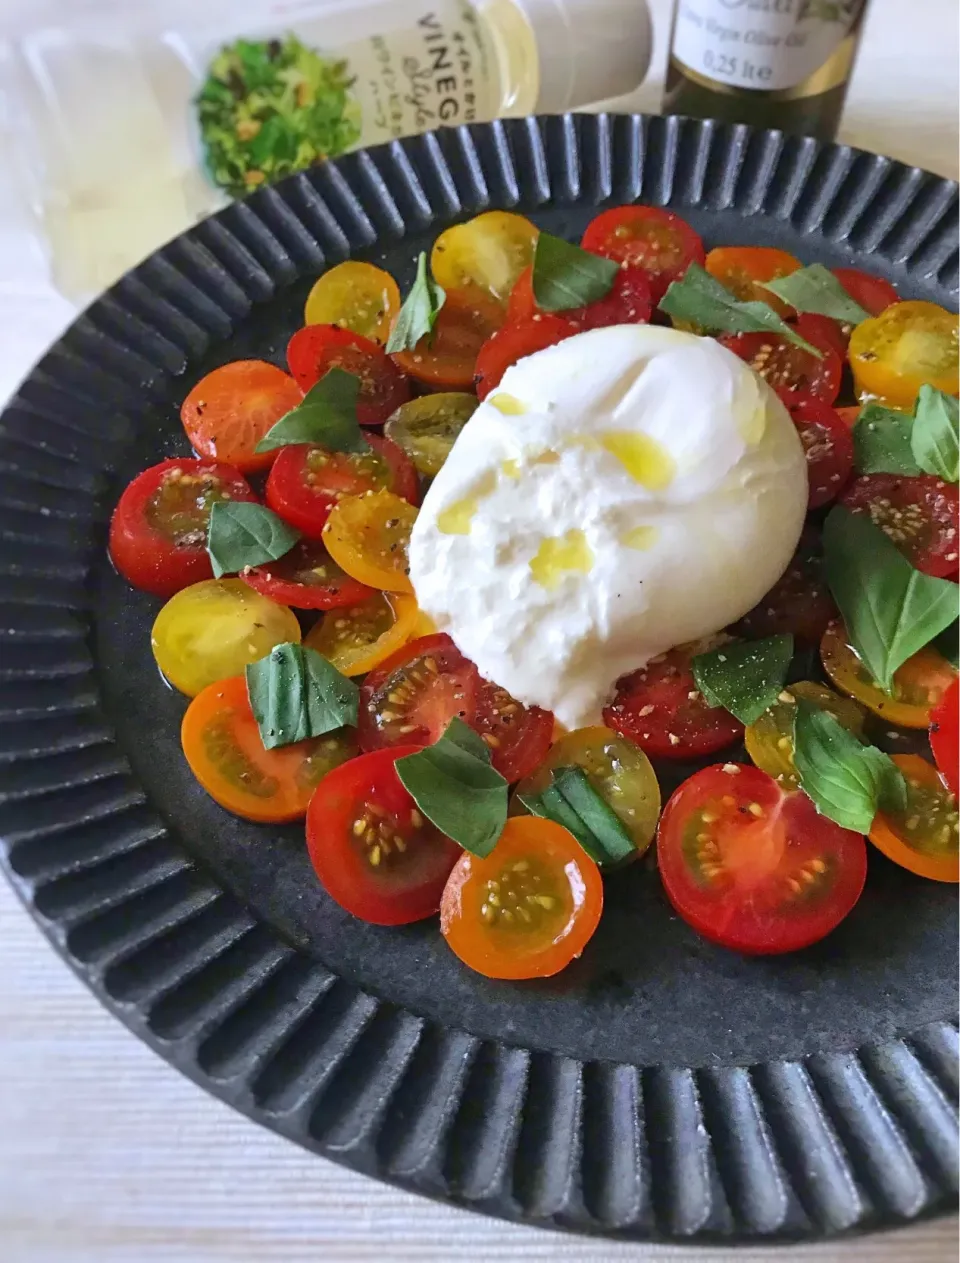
left=869, top=754, right=959, bottom=883
left=929, top=678, right=959, bottom=796
left=304, top=261, right=401, bottom=344
left=506, top=263, right=653, bottom=330
left=358, top=633, right=553, bottom=782
left=848, top=300, right=959, bottom=410
left=391, top=288, right=504, bottom=391
left=603, top=647, right=743, bottom=760
left=306, top=747, right=462, bottom=925
left=840, top=474, right=959, bottom=577
left=736, top=527, right=836, bottom=645
left=657, top=763, right=868, bottom=954
left=581, top=206, right=705, bottom=302
left=109, top=458, right=257, bottom=598
left=720, top=313, right=842, bottom=406
left=240, top=537, right=373, bottom=610
left=473, top=314, right=576, bottom=400
left=180, top=360, right=303, bottom=473
left=789, top=400, right=854, bottom=508
left=286, top=325, right=411, bottom=425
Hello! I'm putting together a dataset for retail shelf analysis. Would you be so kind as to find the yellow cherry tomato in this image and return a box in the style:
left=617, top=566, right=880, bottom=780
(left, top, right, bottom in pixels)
left=304, top=261, right=401, bottom=344
left=322, top=489, right=417, bottom=593
left=745, top=680, right=866, bottom=789
left=511, top=725, right=661, bottom=865
left=384, top=392, right=478, bottom=478
left=431, top=211, right=539, bottom=305
left=820, top=621, right=957, bottom=729
left=304, top=591, right=420, bottom=676
left=848, top=300, right=959, bottom=409
left=151, top=579, right=300, bottom=697
left=869, top=754, right=959, bottom=883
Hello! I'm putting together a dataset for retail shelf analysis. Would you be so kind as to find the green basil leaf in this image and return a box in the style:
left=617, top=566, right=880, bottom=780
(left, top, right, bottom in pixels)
left=245, top=643, right=359, bottom=750
left=206, top=501, right=300, bottom=578
left=759, top=263, right=871, bottom=326
left=518, top=784, right=598, bottom=854
left=657, top=263, right=822, bottom=357
left=531, top=232, right=619, bottom=312
left=793, top=699, right=907, bottom=833
left=911, top=385, right=959, bottom=483
left=822, top=506, right=959, bottom=690
left=385, top=251, right=446, bottom=353
left=552, top=766, right=635, bottom=865
left=255, top=368, right=368, bottom=454
left=853, top=404, right=920, bottom=476
left=691, top=635, right=794, bottom=725
left=395, top=717, right=507, bottom=857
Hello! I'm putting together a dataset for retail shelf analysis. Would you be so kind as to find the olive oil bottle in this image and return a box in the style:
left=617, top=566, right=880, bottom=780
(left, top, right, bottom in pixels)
left=663, top=1, right=869, bottom=140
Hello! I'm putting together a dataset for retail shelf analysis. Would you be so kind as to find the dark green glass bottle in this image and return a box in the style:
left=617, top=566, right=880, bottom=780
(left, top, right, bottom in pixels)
left=663, top=1, right=868, bottom=141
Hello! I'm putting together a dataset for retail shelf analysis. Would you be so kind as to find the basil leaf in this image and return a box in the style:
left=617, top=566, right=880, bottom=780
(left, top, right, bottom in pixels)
left=519, top=766, right=634, bottom=867
left=793, top=699, right=907, bottom=833
left=518, top=783, right=598, bottom=854
left=911, top=385, right=959, bottom=483
left=395, top=717, right=507, bottom=857
left=531, top=232, right=619, bottom=312
left=760, top=263, right=871, bottom=326
left=658, top=263, right=822, bottom=357
left=691, top=635, right=794, bottom=725
left=822, top=506, right=959, bottom=690
left=853, top=404, right=920, bottom=476
left=207, top=501, right=300, bottom=578
left=255, top=368, right=368, bottom=454
left=385, top=251, right=446, bottom=353
left=246, top=643, right=359, bottom=749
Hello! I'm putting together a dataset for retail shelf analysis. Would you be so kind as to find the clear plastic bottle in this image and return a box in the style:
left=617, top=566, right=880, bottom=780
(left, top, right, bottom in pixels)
left=1, top=0, right=652, bottom=302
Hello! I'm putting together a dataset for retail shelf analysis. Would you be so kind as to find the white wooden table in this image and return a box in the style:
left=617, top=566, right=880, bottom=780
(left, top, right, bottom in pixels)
left=1, top=0, right=957, bottom=1259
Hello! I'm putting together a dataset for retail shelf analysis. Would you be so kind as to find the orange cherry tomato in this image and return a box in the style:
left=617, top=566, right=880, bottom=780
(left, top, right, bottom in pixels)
left=820, top=621, right=957, bottom=729
left=835, top=405, right=861, bottom=429
left=322, top=489, right=417, bottom=593
left=304, top=590, right=420, bottom=676
left=440, top=817, right=603, bottom=979
left=180, top=360, right=303, bottom=474
left=181, top=675, right=357, bottom=822
left=848, top=301, right=959, bottom=410
left=391, top=287, right=503, bottom=390
left=869, top=754, right=959, bottom=883
left=705, top=246, right=801, bottom=317
left=304, top=261, right=401, bottom=344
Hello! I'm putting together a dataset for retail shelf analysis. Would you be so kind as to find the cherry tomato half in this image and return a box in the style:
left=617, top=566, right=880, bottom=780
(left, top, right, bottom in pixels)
left=736, top=527, right=837, bottom=645
left=581, top=206, right=705, bottom=303
left=657, top=763, right=868, bottom=954
left=304, top=591, right=420, bottom=676
left=264, top=436, right=419, bottom=539
left=790, top=400, right=854, bottom=508
left=930, top=678, right=959, bottom=796
left=473, top=313, right=576, bottom=400
left=821, top=621, right=957, bottom=729
left=181, top=675, right=357, bottom=822
left=240, top=537, right=374, bottom=610
left=832, top=268, right=899, bottom=319
left=705, top=246, right=801, bottom=317
left=391, top=286, right=504, bottom=390
left=603, top=647, right=743, bottom=760
left=322, top=489, right=418, bottom=593
left=358, top=633, right=553, bottom=782
left=720, top=313, right=842, bottom=407
left=848, top=301, right=959, bottom=410
left=180, top=361, right=303, bottom=474
left=744, top=681, right=865, bottom=790
left=440, top=817, right=603, bottom=979
left=384, top=392, right=478, bottom=478
left=430, top=211, right=539, bottom=305
left=869, top=754, right=958, bottom=883
left=109, top=458, right=257, bottom=598
left=304, top=261, right=401, bottom=344
left=840, top=474, right=959, bottom=577
left=286, top=325, right=411, bottom=425
left=151, top=578, right=300, bottom=697
left=306, top=746, right=462, bottom=925
left=506, top=262, right=653, bottom=330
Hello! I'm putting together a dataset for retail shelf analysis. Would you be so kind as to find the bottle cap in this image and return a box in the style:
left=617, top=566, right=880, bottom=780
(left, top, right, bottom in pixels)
left=513, top=0, right=653, bottom=113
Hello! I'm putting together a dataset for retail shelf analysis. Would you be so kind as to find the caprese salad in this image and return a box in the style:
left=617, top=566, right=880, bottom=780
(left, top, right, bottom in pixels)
left=109, top=204, right=960, bottom=979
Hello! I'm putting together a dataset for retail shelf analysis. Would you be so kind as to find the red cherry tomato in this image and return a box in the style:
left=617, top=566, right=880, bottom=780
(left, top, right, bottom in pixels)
left=832, top=268, right=900, bottom=318
left=109, top=458, right=257, bottom=598
left=306, top=746, right=462, bottom=925
left=286, top=325, right=411, bottom=425
left=657, top=763, right=868, bottom=954
left=602, top=647, right=743, bottom=760
left=180, top=361, right=303, bottom=474
left=789, top=400, right=855, bottom=508
left=930, top=677, right=959, bottom=796
left=736, top=527, right=837, bottom=646
left=840, top=474, right=960, bottom=578
left=473, top=314, right=576, bottom=401
left=264, top=436, right=419, bottom=539
left=720, top=313, right=842, bottom=406
left=506, top=263, right=653, bottom=330
left=581, top=206, right=705, bottom=303
left=358, top=633, right=553, bottom=782
left=240, top=537, right=374, bottom=609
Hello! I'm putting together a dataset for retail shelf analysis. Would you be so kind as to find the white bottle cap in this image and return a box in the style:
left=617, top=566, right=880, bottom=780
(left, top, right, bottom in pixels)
left=513, top=0, right=653, bottom=113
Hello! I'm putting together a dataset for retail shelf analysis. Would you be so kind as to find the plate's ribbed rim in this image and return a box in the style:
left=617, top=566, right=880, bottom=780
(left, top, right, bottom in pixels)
left=0, top=114, right=956, bottom=1243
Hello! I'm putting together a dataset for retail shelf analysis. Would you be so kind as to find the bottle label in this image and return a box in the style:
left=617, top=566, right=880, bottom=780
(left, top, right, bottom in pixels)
left=671, top=0, right=864, bottom=93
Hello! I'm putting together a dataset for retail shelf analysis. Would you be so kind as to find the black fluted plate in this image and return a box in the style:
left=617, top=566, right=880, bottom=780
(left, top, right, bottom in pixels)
left=1, top=115, right=957, bottom=1244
